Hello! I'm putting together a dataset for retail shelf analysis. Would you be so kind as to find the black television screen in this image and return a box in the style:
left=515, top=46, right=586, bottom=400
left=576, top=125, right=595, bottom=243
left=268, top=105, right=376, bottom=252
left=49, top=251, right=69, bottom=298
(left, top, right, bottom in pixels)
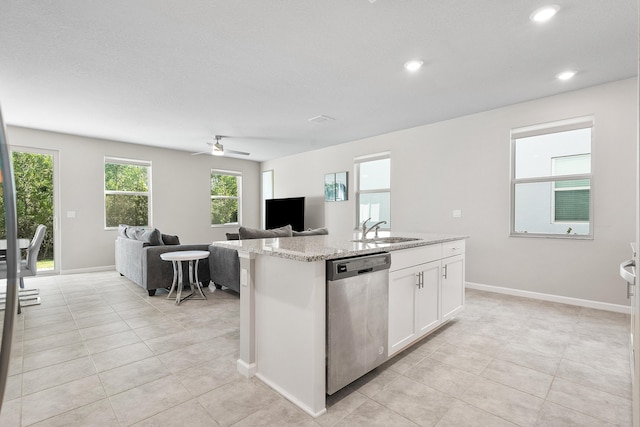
left=265, top=197, right=305, bottom=232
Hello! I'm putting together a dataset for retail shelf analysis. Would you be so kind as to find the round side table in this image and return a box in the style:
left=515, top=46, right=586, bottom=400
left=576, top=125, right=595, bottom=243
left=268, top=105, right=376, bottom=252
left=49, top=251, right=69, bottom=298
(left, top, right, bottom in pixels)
left=160, top=250, right=210, bottom=305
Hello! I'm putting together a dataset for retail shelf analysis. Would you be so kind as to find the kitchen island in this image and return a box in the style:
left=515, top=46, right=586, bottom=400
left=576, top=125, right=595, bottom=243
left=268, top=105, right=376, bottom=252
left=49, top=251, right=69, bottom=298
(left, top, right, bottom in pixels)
left=211, top=232, right=467, bottom=417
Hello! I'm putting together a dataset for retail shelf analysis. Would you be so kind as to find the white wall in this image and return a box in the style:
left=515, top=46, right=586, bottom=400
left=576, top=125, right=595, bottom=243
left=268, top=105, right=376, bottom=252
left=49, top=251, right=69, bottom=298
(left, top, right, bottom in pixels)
left=262, top=78, right=637, bottom=306
left=6, top=126, right=261, bottom=273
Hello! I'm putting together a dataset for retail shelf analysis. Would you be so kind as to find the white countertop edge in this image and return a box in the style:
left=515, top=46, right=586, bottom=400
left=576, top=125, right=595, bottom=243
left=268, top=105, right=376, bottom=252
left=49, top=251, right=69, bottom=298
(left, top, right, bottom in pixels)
left=210, top=233, right=468, bottom=262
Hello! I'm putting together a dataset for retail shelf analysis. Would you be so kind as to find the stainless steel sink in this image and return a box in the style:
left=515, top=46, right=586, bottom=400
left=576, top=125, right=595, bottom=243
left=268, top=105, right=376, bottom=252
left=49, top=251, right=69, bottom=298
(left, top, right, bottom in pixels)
left=352, top=236, right=421, bottom=244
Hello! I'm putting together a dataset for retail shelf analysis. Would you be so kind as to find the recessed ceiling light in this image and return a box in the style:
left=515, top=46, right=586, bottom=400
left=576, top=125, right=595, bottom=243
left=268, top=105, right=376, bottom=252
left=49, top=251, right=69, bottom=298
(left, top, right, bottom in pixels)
left=530, top=5, right=559, bottom=23
left=404, top=60, right=424, bottom=72
left=556, top=70, right=576, bottom=80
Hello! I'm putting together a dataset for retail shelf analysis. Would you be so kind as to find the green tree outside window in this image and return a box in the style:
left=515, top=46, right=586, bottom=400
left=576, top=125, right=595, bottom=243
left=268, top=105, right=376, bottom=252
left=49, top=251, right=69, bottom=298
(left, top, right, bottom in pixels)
left=211, top=171, right=241, bottom=225
left=105, top=160, right=150, bottom=228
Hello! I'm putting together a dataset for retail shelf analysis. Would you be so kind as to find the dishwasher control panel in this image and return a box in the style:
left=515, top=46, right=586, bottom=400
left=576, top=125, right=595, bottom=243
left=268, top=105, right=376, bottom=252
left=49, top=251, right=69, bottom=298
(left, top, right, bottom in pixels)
left=326, top=252, right=391, bottom=281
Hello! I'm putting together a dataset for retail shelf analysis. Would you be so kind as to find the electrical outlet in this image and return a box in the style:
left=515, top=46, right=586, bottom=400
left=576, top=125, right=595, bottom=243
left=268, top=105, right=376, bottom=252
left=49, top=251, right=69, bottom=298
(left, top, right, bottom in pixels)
left=452, top=210, right=462, bottom=218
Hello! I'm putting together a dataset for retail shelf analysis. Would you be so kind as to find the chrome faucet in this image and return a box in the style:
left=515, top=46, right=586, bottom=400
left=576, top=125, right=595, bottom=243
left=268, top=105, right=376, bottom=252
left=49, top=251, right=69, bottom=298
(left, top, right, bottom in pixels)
left=362, top=218, right=387, bottom=239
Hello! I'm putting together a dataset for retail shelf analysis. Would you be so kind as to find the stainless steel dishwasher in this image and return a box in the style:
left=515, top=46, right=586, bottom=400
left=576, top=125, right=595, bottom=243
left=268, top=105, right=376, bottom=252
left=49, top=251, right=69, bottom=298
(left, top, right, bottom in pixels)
left=326, top=252, right=391, bottom=395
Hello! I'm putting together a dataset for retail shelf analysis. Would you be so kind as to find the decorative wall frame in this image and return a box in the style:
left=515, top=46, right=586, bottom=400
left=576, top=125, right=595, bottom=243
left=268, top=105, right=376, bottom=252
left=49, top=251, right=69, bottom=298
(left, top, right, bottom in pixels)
left=324, top=171, right=348, bottom=202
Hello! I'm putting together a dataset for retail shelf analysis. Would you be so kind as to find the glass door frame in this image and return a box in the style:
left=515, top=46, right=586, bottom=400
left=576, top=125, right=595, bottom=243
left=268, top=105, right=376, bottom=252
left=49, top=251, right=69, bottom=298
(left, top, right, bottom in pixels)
left=9, top=145, right=60, bottom=275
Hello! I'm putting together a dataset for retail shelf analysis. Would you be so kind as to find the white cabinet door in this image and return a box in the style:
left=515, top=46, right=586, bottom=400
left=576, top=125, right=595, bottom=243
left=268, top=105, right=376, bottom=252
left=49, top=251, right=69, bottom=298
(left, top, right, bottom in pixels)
left=416, top=260, right=440, bottom=337
left=388, top=264, right=421, bottom=356
left=441, top=254, right=464, bottom=321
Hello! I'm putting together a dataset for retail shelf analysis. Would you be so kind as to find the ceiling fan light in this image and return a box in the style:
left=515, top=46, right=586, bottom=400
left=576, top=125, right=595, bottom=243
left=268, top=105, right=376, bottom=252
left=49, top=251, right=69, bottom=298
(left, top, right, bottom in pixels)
left=556, top=70, right=576, bottom=80
left=211, top=141, right=224, bottom=156
left=530, top=5, right=559, bottom=23
left=404, top=60, right=424, bottom=72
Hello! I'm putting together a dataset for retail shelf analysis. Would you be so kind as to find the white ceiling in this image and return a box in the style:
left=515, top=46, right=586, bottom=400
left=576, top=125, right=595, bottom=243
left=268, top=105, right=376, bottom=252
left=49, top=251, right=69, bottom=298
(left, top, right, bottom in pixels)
left=0, top=1, right=637, bottom=162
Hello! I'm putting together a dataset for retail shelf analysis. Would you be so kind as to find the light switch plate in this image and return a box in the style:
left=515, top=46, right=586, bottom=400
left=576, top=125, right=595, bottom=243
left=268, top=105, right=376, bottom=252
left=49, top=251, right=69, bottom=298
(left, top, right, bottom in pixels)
left=452, top=209, right=462, bottom=218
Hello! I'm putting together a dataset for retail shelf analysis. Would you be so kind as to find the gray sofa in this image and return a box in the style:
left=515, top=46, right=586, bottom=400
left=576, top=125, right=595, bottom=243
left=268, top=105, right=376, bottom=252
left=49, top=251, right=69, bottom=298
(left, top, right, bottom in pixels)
left=115, top=225, right=211, bottom=296
left=209, top=225, right=327, bottom=293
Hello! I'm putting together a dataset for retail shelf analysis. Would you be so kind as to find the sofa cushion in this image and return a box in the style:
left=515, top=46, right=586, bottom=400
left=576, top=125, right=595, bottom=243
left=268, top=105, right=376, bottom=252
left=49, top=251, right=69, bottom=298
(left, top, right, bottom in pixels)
left=118, top=224, right=128, bottom=238
left=161, top=234, right=180, bottom=245
left=226, top=232, right=240, bottom=240
left=292, top=227, right=329, bottom=236
left=238, top=224, right=292, bottom=240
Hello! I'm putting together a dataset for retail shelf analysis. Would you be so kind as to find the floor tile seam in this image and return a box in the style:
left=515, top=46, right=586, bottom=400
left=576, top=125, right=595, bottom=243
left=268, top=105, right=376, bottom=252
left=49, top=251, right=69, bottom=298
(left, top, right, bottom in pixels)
left=321, top=391, right=369, bottom=427
left=457, top=390, right=539, bottom=427
left=368, top=372, right=463, bottom=425
left=542, top=391, right=627, bottom=426
left=20, top=343, right=89, bottom=374
left=95, top=364, right=172, bottom=426
left=19, top=375, right=109, bottom=427
left=20, top=360, right=98, bottom=398
left=466, top=373, right=548, bottom=405
left=554, top=360, right=633, bottom=399
left=21, top=335, right=86, bottom=358
left=447, top=397, right=527, bottom=427
left=356, top=394, right=421, bottom=426
left=549, top=372, right=633, bottom=403
left=78, top=324, right=138, bottom=343
left=97, top=356, right=173, bottom=398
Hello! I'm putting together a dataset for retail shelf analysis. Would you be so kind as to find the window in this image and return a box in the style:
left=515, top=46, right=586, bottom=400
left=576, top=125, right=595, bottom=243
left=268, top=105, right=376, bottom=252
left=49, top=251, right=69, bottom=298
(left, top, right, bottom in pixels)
left=211, top=169, right=241, bottom=226
left=104, top=157, right=151, bottom=228
left=511, top=117, right=593, bottom=238
left=355, top=152, right=391, bottom=229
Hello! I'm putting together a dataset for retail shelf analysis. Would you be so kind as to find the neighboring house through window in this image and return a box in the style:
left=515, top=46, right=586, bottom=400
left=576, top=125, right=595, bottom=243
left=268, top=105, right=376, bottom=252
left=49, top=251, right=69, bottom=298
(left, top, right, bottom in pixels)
left=355, top=152, right=391, bottom=230
left=211, top=169, right=242, bottom=226
left=104, top=157, right=151, bottom=228
left=511, top=116, right=593, bottom=237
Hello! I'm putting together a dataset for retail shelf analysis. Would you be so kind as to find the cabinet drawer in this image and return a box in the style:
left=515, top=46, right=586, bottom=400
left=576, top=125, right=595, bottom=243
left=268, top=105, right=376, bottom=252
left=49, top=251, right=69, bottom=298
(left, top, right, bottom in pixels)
left=390, top=244, right=441, bottom=272
left=442, top=240, right=465, bottom=258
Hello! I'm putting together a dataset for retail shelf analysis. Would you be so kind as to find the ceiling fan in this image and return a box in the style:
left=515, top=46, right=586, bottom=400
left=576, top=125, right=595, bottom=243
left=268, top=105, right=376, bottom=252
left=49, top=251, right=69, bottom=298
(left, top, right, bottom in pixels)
left=192, top=135, right=250, bottom=157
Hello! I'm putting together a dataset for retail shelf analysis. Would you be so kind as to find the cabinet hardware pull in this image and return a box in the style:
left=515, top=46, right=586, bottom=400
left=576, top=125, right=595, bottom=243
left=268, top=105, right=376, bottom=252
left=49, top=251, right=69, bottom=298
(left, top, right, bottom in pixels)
left=628, top=282, right=635, bottom=299
left=443, top=265, right=448, bottom=279
left=420, top=272, right=424, bottom=289
left=416, top=273, right=421, bottom=288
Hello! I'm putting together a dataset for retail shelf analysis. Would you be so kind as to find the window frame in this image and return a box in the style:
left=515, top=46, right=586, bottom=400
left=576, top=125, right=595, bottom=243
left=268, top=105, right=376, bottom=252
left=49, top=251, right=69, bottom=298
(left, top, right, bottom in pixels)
left=104, top=157, right=152, bottom=230
left=510, top=116, right=594, bottom=239
left=355, top=152, right=391, bottom=231
left=211, top=169, right=242, bottom=227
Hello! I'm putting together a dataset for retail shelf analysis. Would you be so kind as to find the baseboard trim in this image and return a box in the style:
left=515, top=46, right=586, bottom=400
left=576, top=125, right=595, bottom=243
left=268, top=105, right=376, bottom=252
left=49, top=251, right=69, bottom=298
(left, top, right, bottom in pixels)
left=59, top=265, right=116, bottom=275
left=255, top=372, right=327, bottom=418
left=466, top=281, right=630, bottom=314
left=237, top=359, right=256, bottom=378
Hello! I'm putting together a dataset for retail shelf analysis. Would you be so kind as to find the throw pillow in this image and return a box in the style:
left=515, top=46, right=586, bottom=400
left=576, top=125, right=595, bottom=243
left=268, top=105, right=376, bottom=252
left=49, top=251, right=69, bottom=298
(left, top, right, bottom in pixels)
left=226, top=233, right=240, bottom=240
left=292, top=227, right=329, bottom=236
left=118, top=224, right=128, bottom=238
left=138, top=228, right=164, bottom=246
left=125, top=226, right=143, bottom=239
left=162, top=234, right=180, bottom=245
left=238, top=224, right=293, bottom=240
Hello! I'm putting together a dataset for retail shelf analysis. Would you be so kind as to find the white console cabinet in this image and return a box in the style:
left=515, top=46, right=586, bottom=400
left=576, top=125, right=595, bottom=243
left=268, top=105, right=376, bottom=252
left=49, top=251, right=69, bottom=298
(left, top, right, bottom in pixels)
left=388, top=240, right=465, bottom=357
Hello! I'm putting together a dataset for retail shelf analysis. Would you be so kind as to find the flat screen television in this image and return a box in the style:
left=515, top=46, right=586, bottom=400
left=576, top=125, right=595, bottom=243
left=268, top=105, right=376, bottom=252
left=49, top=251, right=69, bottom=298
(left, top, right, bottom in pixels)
left=265, top=197, right=305, bottom=232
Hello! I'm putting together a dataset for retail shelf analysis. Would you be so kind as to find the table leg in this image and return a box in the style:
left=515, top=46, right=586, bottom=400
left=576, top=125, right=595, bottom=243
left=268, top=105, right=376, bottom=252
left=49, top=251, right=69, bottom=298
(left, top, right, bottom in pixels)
left=191, top=259, right=207, bottom=300
left=166, top=260, right=178, bottom=300
left=175, top=260, right=184, bottom=305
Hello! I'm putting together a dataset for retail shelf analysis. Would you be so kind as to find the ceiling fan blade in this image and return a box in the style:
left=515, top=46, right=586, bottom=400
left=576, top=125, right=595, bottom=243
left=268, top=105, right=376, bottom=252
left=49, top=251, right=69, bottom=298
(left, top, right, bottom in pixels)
left=191, top=151, right=211, bottom=156
left=226, top=149, right=251, bottom=156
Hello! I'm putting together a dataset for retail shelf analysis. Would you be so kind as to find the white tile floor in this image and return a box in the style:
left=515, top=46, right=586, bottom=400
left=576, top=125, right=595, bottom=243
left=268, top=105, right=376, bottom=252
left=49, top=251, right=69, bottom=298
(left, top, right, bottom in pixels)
left=0, top=271, right=632, bottom=426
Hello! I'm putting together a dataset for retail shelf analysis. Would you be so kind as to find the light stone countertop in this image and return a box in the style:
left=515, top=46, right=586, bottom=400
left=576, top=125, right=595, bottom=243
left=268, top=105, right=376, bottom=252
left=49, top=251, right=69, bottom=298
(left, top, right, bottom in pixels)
left=210, top=232, right=468, bottom=262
